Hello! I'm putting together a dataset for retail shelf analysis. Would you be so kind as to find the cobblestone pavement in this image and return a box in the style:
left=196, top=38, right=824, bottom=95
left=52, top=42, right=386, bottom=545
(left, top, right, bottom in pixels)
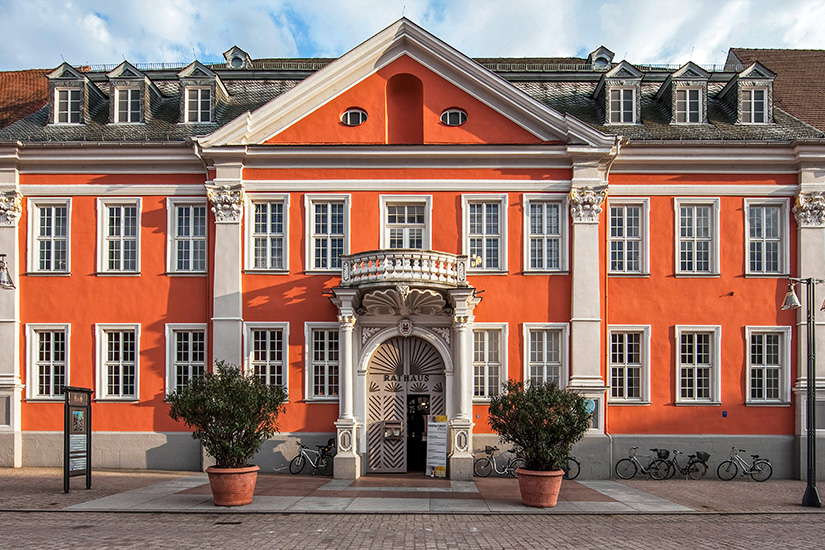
left=0, top=511, right=823, bottom=549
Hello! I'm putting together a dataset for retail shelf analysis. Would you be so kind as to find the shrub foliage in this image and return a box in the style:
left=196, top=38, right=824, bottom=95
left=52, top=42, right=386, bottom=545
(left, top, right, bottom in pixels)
left=487, top=380, right=591, bottom=471
left=167, top=360, right=288, bottom=469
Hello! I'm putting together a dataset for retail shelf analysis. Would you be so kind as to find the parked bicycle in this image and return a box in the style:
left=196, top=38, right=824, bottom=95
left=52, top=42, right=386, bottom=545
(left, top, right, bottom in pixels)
left=289, top=438, right=335, bottom=476
left=717, top=447, right=773, bottom=482
left=473, top=445, right=525, bottom=477
left=652, top=449, right=709, bottom=480
left=614, top=447, right=667, bottom=479
left=562, top=456, right=581, bottom=480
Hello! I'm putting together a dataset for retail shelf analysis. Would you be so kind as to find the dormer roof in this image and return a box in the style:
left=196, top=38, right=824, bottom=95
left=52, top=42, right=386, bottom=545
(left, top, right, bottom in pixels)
left=223, top=46, right=252, bottom=70
left=717, top=61, right=777, bottom=102
left=594, top=61, right=643, bottom=98
left=46, top=62, right=106, bottom=101
left=177, top=61, right=228, bottom=97
left=587, top=46, right=615, bottom=71
left=655, top=61, right=710, bottom=101
left=106, top=61, right=144, bottom=80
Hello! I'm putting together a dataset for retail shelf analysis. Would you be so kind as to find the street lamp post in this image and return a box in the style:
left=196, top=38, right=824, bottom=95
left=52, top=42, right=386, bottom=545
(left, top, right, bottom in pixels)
left=781, top=278, right=822, bottom=507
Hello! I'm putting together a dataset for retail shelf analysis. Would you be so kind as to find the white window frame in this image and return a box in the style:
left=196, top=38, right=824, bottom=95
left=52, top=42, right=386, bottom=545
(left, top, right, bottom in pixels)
left=185, top=87, right=212, bottom=123
left=675, top=87, right=703, bottom=124
left=115, top=87, right=141, bottom=124
left=608, top=198, right=649, bottom=276
left=609, top=87, right=636, bottom=124
left=26, top=324, right=70, bottom=401
left=379, top=195, right=432, bottom=250
left=745, top=326, right=791, bottom=405
left=608, top=325, right=651, bottom=404
left=304, top=322, right=340, bottom=402
left=523, top=194, right=568, bottom=273
left=741, top=87, right=768, bottom=124
left=97, top=197, right=141, bottom=274
left=166, top=198, right=208, bottom=274
left=95, top=323, right=140, bottom=402
left=744, top=198, right=789, bottom=277
left=165, top=323, right=207, bottom=395
left=244, top=322, right=289, bottom=394
left=675, top=325, right=721, bottom=405
left=472, top=323, right=508, bottom=402
left=245, top=194, right=289, bottom=272
left=522, top=323, right=568, bottom=388
left=462, top=194, right=508, bottom=273
left=54, top=88, right=81, bottom=124
left=674, top=197, right=720, bottom=276
left=27, top=198, right=71, bottom=274
left=304, top=194, right=350, bottom=273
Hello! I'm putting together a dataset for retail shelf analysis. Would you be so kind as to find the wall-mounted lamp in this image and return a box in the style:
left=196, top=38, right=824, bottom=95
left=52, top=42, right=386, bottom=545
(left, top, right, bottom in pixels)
left=0, top=254, right=14, bottom=290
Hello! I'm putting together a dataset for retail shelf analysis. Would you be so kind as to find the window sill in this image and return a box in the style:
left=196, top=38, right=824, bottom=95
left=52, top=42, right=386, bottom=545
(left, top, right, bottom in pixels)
left=674, top=401, right=721, bottom=406
left=244, top=269, right=290, bottom=275
left=94, top=398, right=140, bottom=403
left=523, top=270, right=569, bottom=275
left=744, top=273, right=790, bottom=279
left=674, top=273, right=720, bottom=278
left=25, top=272, right=71, bottom=277
left=608, top=400, right=651, bottom=406
left=304, top=269, right=342, bottom=275
left=467, top=270, right=509, bottom=276
left=304, top=397, right=339, bottom=403
left=165, top=272, right=207, bottom=277
left=608, top=272, right=651, bottom=278
left=745, top=401, right=791, bottom=407
left=25, top=397, right=64, bottom=402
left=95, top=272, right=141, bottom=277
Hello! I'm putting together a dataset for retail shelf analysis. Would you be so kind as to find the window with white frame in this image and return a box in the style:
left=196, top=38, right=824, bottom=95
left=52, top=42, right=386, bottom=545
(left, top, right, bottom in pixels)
left=380, top=196, right=431, bottom=250
left=741, top=88, right=767, bottom=124
left=675, top=198, right=719, bottom=275
left=609, top=326, right=650, bottom=403
left=115, top=87, right=141, bottom=123
left=306, top=324, right=339, bottom=399
left=168, top=200, right=207, bottom=273
left=55, top=88, right=81, bottom=124
left=524, top=196, right=565, bottom=272
left=246, top=324, right=288, bottom=388
left=524, top=324, right=567, bottom=387
left=28, top=199, right=70, bottom=273
left=96, top=324, right=139, bottom=400
left=165, top=326, right=206, bottom=394
left=464, top=195, right=507, bottom=271
left=609, top=200, right=648, bottom=274
left=306, top=195, right=349, bottom=271
left=609, top=88, right=635, bottom=123
left=26, top=324, right=69, bottom=399
left=98, top=199, right=140, bottom=273
left=676, top=326, right=721, bottom=404
left=745, top=199, right=788, bottom=275
left=473, top=325, right=506, bottom=399
left=185, top=87, right=211, bottom=123
left=247, top=196, right=288, bottom=271
left=747, top=327, right=791, bottom=404
left=675, top=88, right=702, bottom=123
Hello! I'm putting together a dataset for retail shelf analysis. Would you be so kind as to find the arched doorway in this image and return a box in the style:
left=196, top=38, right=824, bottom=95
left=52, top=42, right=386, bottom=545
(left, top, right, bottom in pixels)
left=366, top=335, right=445, bottom=473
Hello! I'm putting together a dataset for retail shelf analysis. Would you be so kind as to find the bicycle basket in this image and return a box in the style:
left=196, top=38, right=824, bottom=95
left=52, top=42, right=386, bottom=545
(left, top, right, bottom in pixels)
left=696, top=451, right=710, bottom=463
left=656, top=449, right=670, bottom=459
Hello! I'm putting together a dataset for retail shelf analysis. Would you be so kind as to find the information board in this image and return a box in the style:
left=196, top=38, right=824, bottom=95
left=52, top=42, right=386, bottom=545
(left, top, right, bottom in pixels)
left=425, top=415, right=448, bottom=478
left=64, top=387, right=92, bottom=493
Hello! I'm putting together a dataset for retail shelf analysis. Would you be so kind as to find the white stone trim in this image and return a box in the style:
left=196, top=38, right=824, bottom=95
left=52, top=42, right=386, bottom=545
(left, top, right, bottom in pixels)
left=25, top=323, right=70, bottom=401
left=462, top=194, right=508, bottom=273
left=745, top=326, right=792, bottom=405
left=673, top=197, right=720, bottom=276
left=607, top=325, right=651, bottom=404
left=243, top=322, right=290, bottom=400
left=26, top=197, right=71, bottom=274
left=674, top=325, right=722, bottom=405
left=304, top=194, right=350, bottom=273
left=304, top=322, right=341, bottom=402
left=522, top=322, right=569, bottom=388
left=522, top=194, right=569, bottom=273
left=21, top=184, right=207, bottom=196
left=95, top=323, right=141, bottom=402
left=379, top=194, right=432, bottom=250
left=96, top=197, right=142, bottom=275
left=607, top=197, right=649, bottom=276
left=471, top=322, right=508, bottom=402
left=165, top=197, right=208, bottom=274
left=743, top=198, right=790, bottom=277
left=164, top=323, right=207, bottom=395
left=610, top=184, right=797, bottom=196
left=244, top=193, right=290, bottom=273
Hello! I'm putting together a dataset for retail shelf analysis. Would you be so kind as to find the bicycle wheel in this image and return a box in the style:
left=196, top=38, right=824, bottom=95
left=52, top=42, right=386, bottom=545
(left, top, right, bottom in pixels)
left=717, top=460, right=738, bottom=481
left=507, top=457, right=526, bottom=477
left=615, top=458, right=637, bottom=479
left=473, top=458, right=493, bottom=477
left=687, top=460, right=708, bottom=480
left=563, top=457, right=581, bottom=480
left=289, top=455, right=305, bottom=475
left=317, top=456, right=333, bottom=476
left=750, top=460, right=773, bottom=482
left=649, top=459, right=671, bottom=480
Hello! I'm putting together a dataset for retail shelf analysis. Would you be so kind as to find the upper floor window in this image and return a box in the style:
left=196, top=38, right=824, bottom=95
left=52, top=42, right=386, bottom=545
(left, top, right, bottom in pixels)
left=609, top=200, right=648, bottom=275
left=28, top=199, right=70, bottom=273
left=675, top=198, right=719, bottom=276
left=26, top=324, right=69, bottom=400
left=463, top=194, right=507, bottom=272
left=167, top=199, right=207, bottom=274
left=98, top=199, right=140, bottom=274
left=741, top=88, right=767, bottom=124
left=305, top=324, right=339, bottom=400
left=96, top=324, right=140, bottom=401
left=524, top=196, right=566, bottom=272
left=380, top=196, right=431, bottom=250
left=746, top=326, right=791, bottom=404
left=246, top=323, right=288, bottom=388
left=440, top=108, right=467, bottom=126
left=675, top=326, right=721, bottom=404
left=55, top=88, right=81, bottom=124
left=609, top=88, right=635, bottom=123
left=675, top=88, right=702, bottom=123
left=306, top=195, right=349, bottom=271
left=524, top=324, right=567, bottom=387
left=115, top=88, right=141, bottom=123
left=165, top=324, right=206, bottom=394
left=247, top=196, right=288, bottom=271
left=473, top=325, right=507, bottom=400
left=609, top=326, right=651, bottom=403
left=341, top=108, right=367, bottom=126
left=745, top=199, right=788, bottom=276
left=185, top=87, right=212, bottom=123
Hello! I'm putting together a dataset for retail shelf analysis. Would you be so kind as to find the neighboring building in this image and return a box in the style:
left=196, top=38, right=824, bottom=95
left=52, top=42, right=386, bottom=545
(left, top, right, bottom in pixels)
left=0, top=69, right=49, bottom=129
left=1, top=20, right=823, bottom=479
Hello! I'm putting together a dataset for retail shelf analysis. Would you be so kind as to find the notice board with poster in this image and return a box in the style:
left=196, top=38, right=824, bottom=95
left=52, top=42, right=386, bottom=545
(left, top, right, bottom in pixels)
left=64, top=387, right=92, bottom=493
left=425, top=415, right=448, bottom=478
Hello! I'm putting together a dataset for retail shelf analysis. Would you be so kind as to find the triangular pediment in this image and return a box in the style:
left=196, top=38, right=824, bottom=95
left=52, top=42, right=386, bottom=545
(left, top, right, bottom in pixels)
left=605, top=61, right=642, bottom=80
left=48, top=63, right=84, bottom=81
left=199, top=18, right=613, bottom=148
left=672, top=62, right=710, bottom=80
left=739, top=61, right=776, bottom=80
left=107, top=61, right=144, bottom=80
left=177, top=61, right=216, bottom=80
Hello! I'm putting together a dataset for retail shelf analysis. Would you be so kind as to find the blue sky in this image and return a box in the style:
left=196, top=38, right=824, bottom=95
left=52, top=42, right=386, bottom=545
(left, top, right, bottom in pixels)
left=0, top=0, right=823, bottom=71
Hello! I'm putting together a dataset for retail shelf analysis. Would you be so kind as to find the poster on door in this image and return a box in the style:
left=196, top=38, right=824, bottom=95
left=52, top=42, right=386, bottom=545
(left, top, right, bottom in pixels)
left=426, top=415, right=448, bottom=478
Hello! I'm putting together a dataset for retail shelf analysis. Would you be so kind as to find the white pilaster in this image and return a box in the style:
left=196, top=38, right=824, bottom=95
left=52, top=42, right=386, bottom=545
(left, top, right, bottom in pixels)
left=331, top=288, right=361, bottom=479
left=447, top=287, right=479, bottom=480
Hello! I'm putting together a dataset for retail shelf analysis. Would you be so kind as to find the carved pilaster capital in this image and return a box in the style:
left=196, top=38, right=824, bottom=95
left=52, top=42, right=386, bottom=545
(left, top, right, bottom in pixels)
left=570, top=185, right=607, bottom=223
left=793, top=192, right=825, bottom=227
left=452, top=315, right=471, bottom=331
left=0, top=190, right=22, bottom=226
left=206, top=183, right=244, bottom=223
left=338, top=315, right=357, bottom=330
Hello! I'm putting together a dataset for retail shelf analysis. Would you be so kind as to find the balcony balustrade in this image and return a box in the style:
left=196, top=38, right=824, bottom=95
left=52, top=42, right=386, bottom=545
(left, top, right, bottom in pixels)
left=340, top=250, right=468, bottom=288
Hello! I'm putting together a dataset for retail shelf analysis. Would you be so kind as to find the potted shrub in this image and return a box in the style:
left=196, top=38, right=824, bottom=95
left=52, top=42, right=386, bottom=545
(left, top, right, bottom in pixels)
left=168, top=360, right=287, bottom=506
left=487, top=380, right=591, bottom=507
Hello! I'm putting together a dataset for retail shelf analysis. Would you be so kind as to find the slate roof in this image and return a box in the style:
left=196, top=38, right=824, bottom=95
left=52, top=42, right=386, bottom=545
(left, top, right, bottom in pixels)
left=0, top=69, right=49, bottom=129
left=728, top=48, right=825, bottom=132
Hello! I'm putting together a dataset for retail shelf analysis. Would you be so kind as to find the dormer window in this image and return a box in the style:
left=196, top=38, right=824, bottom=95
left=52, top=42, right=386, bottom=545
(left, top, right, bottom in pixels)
left=609, top=89, right=635, bottom=124
left=55, top=88, right=81, bottom=124
left=115, top=88, right=141, bottom=123
left=440, top=108, right=467, bottom=126
left=341, top=108, right=367, bottom=126
left=675, top=88, right=702, bottom=124
left=742, top=88, right=767, bottom=124
left=186, top=87, right=212, bottom=123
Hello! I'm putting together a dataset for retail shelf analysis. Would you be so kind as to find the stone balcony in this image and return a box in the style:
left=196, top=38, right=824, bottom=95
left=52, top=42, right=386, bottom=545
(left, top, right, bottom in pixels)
left=340, top=250, right=468, bottom=289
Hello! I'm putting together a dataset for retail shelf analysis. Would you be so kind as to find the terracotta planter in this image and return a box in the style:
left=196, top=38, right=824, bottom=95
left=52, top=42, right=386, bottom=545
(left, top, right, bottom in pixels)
left=515, top=468, right=565, bottom=508
left=205, top=465, right=259, bottom=506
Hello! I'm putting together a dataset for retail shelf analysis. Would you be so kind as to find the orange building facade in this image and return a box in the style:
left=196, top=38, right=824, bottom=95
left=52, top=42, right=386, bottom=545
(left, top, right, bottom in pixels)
left=0, top=20, right=823, bottom=479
